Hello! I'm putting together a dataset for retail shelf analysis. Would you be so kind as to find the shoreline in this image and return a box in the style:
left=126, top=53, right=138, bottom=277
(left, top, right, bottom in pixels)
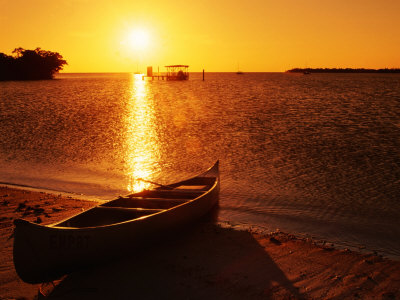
left=2, top=183, right=398, bottom=261
left=286, top=68, right=400, bottom=73
left=1, top=186, right=399, bottom=299
left=0, top=182, right=106, bottom=202
left=217, top=222, right=399, bottom=262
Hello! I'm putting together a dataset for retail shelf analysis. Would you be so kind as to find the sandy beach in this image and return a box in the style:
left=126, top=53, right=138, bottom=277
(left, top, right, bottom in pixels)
left=1, top=186, right=399, bottom=300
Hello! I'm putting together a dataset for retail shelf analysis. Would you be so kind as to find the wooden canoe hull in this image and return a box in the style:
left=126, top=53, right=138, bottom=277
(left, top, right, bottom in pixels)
left=13, top=162, right=219, bottom=283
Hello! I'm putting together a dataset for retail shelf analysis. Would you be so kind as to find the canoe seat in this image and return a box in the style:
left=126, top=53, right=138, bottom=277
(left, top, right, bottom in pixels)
left=159, top=187, right=209, bottom=193
left=132, top=189, right=204, bottom=199
left=96, top=206, right=164, bottom=214
left=173, top=185, right=210, bottom=191
left=102, top=197, right=190, bottom=209
left=172, top=177, right=216, bottom=186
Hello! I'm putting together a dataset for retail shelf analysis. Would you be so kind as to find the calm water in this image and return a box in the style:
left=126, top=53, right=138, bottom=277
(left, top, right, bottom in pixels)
left=1, top=72, right=400, bottom=258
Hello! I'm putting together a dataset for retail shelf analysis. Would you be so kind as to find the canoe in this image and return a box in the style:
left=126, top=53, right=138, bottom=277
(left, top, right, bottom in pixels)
left=13, top=161, right=220, bottom=284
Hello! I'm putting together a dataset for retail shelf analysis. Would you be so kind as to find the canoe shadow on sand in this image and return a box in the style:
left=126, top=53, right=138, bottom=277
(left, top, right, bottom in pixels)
left=43, top=213, right=302, bottom=300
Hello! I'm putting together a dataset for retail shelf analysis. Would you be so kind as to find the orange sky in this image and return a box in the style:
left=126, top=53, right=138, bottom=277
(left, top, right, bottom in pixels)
left=1, top=0, right=399, bottom=72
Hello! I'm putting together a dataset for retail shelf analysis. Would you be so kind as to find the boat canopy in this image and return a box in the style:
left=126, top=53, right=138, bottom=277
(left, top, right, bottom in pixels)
left=164, top=65, right=189, bottom=80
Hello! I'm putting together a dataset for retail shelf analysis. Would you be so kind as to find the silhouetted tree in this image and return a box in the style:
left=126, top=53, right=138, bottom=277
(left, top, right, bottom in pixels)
left=0, top=47, right=67, bottom=80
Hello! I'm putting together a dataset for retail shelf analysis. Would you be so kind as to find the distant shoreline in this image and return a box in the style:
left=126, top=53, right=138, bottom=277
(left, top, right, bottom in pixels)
left=54, top=70, right=400, bottom=74
left=287, top=68, right=400, bottom=73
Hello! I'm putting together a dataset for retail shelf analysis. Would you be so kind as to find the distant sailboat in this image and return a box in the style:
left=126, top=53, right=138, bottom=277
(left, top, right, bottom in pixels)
left=134, top=63, right=142, bottom=74
left=236, top=62, right=244, bottom=74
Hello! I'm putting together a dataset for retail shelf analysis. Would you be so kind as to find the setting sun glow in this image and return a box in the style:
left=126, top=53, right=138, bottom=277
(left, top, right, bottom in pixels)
left=126, top=29, right=150, bottom=51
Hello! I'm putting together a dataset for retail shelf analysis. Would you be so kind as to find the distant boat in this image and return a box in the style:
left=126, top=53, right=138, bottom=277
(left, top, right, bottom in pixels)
left=165, top=65, right=189, bottom=80
left=13, top=161, right=220, bottom=284
left=134, top=63, right=142, bottom=74
left=303, top=71, right=311, bottom=75
left=236, top=63, right=244, bottom=74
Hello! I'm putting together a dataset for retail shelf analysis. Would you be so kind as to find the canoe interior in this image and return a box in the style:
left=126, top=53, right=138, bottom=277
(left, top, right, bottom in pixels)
left=54, top=176, right=216, bottom=229
left=54, top=207, right=154, bottom=228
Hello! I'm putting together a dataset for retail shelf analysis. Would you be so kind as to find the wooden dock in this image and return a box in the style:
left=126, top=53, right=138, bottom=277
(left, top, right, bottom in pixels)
left=142, top=65, right=189, bottom=81
left=142, top=75, right=166, bottom=80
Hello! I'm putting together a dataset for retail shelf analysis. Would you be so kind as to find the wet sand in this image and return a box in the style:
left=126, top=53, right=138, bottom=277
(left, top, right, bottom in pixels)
left=1, top=186, right=399, bottom=299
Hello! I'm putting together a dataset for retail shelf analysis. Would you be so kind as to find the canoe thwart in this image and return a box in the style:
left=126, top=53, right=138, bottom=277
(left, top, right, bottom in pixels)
left=172, top=177, right=216, bottom=187
left=131, top=189, right=204, bottom=199
left=96, top=206, right=164, bottom=214
left=103, top=197, right=190, bottom=209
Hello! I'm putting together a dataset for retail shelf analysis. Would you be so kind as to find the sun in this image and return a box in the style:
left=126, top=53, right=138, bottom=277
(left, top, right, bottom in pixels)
left=126, top=29, right=150, bottom=51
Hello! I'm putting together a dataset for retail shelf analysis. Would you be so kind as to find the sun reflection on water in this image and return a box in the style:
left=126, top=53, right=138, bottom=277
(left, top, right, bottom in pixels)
left=125, top=73, right=159, bottom=192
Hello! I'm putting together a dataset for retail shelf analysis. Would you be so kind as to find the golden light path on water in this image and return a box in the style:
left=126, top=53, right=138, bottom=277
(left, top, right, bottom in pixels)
left=125, top=73, right=159, bottom=192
